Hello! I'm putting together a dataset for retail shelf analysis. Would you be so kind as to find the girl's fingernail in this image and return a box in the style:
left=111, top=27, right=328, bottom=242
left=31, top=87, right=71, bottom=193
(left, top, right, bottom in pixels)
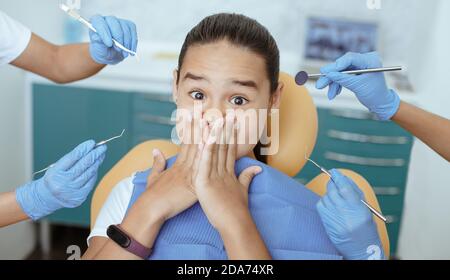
left=226, top=112, right=235, bottom=122
left=214, top=118, right=223, bottom=128
left=152, top=149, right=160, bottom=157
left=207, top=136, right=216, bottom=145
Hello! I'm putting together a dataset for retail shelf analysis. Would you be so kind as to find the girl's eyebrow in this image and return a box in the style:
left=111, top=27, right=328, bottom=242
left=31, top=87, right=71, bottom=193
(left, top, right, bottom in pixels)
left=231, top=79, right=258, bottom=90
left=183, top=72, right=258, bottom=90
left=183, top=72, right=210, bottom=82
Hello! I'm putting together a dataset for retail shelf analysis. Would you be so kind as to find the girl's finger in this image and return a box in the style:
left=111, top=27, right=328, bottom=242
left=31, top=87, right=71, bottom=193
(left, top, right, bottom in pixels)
left=191, top=140, right=204, bottom=181
left=201, top=119, right=209, bottom=144
left=210, top=118, right=222, bottom=175
left=186, top=114, right=202, bottom=166
left=147, top=148, right=167, bottom=187
left=198, top=123, right=213, bottom=179
left=217, top=116, right=230, bottom=175
left=226, top=120, right=238, bottom=173
left=238, top=165, right=262, bottom=191
left=176, top=112, right=193, bottom=163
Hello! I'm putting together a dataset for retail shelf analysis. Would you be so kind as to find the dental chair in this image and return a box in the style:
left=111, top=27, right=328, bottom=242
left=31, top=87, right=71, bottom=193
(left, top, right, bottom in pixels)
left=90, top=72, right=390, bottom=258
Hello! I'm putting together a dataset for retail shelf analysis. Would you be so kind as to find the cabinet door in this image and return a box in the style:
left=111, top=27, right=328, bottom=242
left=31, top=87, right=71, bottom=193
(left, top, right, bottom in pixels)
left=131, top=92, right=176, bottom=145
left=33, top=84, right=132, bottom=227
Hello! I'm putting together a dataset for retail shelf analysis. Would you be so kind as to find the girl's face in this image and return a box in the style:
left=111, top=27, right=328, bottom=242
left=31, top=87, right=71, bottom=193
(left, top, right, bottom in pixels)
left=173, top=40, right=282, bottom=159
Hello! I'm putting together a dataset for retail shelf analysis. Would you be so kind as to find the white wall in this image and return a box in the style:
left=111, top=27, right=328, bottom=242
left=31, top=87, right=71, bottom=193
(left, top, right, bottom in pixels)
left=82, top=0, right=435, bottom=70
left=397, top=0, right=450, bottom=259
left=0, top=63, right=35, bottom=259
left=0, top=0, right=65, bottom=260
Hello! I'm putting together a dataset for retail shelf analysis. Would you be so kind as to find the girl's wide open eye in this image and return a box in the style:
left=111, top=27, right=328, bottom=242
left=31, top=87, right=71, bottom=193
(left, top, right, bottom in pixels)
left=189, top=91, right=205, bottom=101
left=230, top=96, right=249, bottom=106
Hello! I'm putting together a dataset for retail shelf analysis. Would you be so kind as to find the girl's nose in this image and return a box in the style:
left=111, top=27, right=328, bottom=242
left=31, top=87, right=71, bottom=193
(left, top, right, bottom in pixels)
left=203, top=111, right=223, bottom=127
left=201, top=102, right=228, bottom=127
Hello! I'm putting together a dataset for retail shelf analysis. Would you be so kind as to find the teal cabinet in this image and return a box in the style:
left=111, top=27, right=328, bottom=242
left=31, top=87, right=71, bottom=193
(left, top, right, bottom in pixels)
left=32, top=84, right=177, bottom=227
left=131, top=92, right=176, bottom=145
left=33, top=84, right=132, bottom=226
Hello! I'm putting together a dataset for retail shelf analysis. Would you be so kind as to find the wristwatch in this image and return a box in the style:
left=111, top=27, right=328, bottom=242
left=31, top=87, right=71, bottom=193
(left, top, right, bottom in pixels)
left=106, top=224, right=152, bottom=259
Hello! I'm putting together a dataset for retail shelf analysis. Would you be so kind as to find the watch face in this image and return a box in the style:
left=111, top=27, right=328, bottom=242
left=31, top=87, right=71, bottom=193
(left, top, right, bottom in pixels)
left=107, top=226, right=131, bottom=248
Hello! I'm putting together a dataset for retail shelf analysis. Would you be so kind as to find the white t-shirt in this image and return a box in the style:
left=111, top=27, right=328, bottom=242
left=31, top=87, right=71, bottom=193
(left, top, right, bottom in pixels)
left=87, top=174, right=135, bottom=245
left=0, top=10, right=32, bottom=65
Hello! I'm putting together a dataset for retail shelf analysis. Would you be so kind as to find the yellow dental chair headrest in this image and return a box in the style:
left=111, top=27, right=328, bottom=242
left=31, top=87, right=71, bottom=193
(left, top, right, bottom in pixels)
left=267, top=72, right=318, bottom=176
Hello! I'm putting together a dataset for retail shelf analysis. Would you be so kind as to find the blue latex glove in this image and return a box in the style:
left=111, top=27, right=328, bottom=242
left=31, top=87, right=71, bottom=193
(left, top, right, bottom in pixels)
left=16, top=140, right=107, bottom=221
left=316, top=169, right=385, bottom=260
left=315, top=52, right=400, bottom=121
left=89, top=15, right=138, bottom=65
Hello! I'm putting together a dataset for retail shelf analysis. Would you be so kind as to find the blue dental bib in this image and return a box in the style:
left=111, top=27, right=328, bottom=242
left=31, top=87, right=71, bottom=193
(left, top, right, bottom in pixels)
left=127, top=156, right=342, bottom=260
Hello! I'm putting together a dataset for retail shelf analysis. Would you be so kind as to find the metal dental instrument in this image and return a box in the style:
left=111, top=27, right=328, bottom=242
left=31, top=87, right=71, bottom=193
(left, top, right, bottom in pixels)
left=95, top=129, right=125, bottom=147
left=32, top=129, right=126, bottom=177
left=304, top=155, right=387, bottom=223
left=59, top=4, right=138, bottom=58
left=305, top=156, right=333, bottom=179
left=295, top=66, right=403, bottom=86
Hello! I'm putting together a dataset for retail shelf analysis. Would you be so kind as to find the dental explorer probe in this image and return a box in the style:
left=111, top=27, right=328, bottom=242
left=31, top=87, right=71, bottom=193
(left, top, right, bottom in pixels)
left=32, top=129, right=126, bottom=177
left=305, top=156, right=387, bottom=223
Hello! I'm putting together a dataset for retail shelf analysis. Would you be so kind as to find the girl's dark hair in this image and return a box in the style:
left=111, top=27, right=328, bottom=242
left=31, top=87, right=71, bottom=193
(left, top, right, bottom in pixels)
left=178, top=13, right=279, bottom=92
left=177, top=13, right=280, bottom=163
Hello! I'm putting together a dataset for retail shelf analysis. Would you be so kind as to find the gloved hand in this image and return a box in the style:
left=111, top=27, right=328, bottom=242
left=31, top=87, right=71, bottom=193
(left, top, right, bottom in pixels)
left=316, top=169, right=385, bottom=260
left=89, top=15, right=138, bottom=65
left=16, top=140, right=107, bottom=221
left=315, top=52, right=400, bottom=121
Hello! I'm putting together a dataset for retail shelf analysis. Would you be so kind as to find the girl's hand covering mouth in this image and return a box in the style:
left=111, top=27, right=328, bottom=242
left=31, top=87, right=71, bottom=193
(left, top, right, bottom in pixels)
left=193, top=115, right=262, bottom=232
left=142, top=113, right=261, bottom=230
left=142, top=114, right=203, bottom=221
left=140, top=113, right=269, bottom=259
